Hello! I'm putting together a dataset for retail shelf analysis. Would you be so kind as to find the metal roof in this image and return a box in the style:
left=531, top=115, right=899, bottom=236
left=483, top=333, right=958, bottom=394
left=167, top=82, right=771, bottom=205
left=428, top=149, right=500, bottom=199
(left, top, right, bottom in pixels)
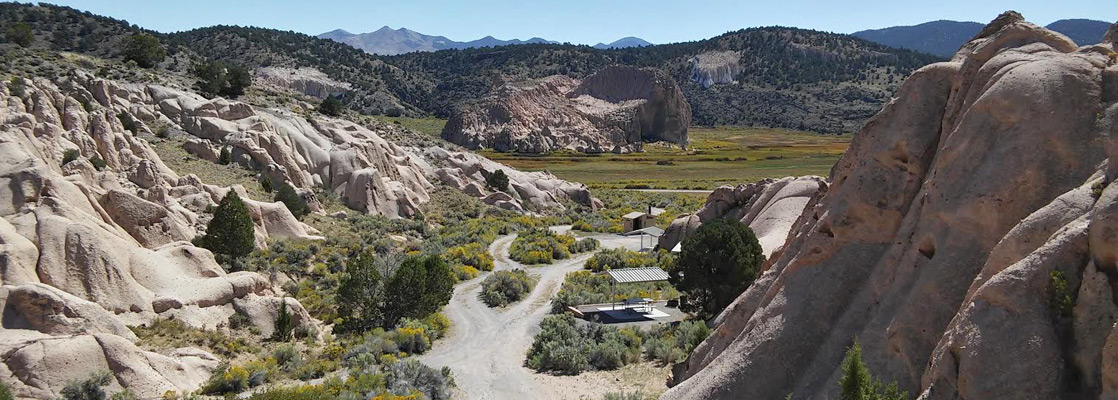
left=621, top=211, right=647, bottom=219
left=649, top=207, right=667, bottom=216
left=607, top=267, right=670, bottom=284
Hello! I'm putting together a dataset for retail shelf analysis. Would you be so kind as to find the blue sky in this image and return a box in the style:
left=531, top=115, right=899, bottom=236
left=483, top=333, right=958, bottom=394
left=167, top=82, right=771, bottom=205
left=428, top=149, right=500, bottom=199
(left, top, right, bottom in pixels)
left=48, top=0, right=1114, bottom=45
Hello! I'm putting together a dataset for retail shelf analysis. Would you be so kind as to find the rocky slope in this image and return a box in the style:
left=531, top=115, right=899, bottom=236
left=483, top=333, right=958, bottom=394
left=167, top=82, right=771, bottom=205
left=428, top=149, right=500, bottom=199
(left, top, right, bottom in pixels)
left=666, top=14, right=1118, bottom=400
left=441, top=66, right=691, bottom=153
left=659, top=176, right=826, bottom=258
left=0, top=57, right=600, bottom=398
left=0, top=71, right=322, bottom=398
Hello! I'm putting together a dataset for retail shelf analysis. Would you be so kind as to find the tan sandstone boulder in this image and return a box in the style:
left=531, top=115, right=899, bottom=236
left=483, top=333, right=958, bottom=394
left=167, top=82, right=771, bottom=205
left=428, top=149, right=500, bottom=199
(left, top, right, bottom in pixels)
left=666, top=14, right=1117, bottom=400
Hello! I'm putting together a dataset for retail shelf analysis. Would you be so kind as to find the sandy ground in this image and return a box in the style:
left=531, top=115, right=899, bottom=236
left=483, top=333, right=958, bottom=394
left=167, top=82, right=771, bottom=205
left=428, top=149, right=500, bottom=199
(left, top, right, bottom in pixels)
left=418, top=230, right=658, bottom=400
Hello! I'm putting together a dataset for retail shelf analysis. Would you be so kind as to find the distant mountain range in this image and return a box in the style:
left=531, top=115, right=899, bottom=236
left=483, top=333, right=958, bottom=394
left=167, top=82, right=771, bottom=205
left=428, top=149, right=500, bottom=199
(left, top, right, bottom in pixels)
left=593, top=37, right=653, bottom=49
left=319, top=27, right=652, bottom=55
left=853, top=19, right=1112, bottom=57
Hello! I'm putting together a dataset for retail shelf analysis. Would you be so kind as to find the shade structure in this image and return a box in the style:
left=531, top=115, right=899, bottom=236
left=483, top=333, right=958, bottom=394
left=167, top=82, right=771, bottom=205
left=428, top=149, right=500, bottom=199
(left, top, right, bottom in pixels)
left=607, top=267, right=670, bottom=284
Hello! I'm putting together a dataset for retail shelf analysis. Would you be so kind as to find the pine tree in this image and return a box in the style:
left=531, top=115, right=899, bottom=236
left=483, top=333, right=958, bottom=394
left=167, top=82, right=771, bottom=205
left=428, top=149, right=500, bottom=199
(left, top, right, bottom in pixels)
left=272, top=298, right=293, bottom=341
left=839, top=340, right=872, bottom=400
left=337, top=251, right=385, bottom=332
left=199, top=191, right=255, bottom=259
left=275, top=182, right=309, bottom=219
left=218, top=146, right=232, bottom=165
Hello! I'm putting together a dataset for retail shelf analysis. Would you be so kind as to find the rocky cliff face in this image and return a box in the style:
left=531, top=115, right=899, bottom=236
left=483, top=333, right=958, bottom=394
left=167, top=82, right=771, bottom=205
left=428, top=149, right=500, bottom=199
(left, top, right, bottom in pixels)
left=417, top=147, right=601, bottom=213
left=0, top=72, right=323, bottom=398
left=441, top=66, right=691, bottom=153
left=255, top=66, right=353, bottom=99
left=659, top=176, right=826, bottom=258
left=666, top=14, right=1118, bottom=400
left=689, top=51, right=743, bottom=88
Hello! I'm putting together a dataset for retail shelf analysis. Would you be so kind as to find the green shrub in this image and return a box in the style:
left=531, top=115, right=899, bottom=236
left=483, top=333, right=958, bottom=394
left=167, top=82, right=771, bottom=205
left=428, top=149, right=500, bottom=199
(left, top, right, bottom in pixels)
left=117, top=112, right=137, bottom=133
left=61, top=371, right=111, bottom=400
left=386, top=359, right=454, bottom=400
left=444, top=242, right=493, bottom=271
left=0, top=381, right=11, bottom=400
left=319, top=96, right=343, bottom=116
left=197, top=191, right=256, bottom=260
left=394, top=318, right=432, bottom=354
left=486, top=169, right=509, bottom=192
left=336, top=251, right=385, bottom=333
left=1050, top=270, right=1074, bottom=319
left=155, top=124, right=171, bottom=139
left=480, top=269, right=537, bottom=307
left=509, top=228, right=595, bottom=265
left=120, top=33, right=165, bottom=68
left=552, top=270, right=678, bottom=313
left=671, top=218, right=763, bottom=318
left=585, top=248, right=657, bottom=272
left=383, top=254, right=455, bottom=327
left=275, top=182, right=310, bottom=219
left=260, top=176, right=274, bottom=193
left=4, top=22, right=33, bottom=47
left=839, top=340, right=910, bottom=400
left=89, top=154, right=107, bottom=170
left=7, top=77, right=26, bottom=97
left=527, top=315, right=643, bottom=375
left=192, top=61, right=252, bottom=98
left=62, top=149, right=80, bottom=165
left=273, top=299, right=294, bottom=341
left=218, top=146, right=232, bottom=165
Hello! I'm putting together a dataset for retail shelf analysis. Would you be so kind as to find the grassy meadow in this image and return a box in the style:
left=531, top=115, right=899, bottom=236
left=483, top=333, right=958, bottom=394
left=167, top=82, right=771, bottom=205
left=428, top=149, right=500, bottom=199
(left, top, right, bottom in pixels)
left=483, top=126, right=850, bottom=190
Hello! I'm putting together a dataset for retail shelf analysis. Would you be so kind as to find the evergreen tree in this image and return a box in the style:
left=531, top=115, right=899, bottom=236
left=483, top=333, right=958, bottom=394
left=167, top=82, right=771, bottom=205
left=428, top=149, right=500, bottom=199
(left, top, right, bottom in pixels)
left=4, top=22, right=32, bottom=47
left=486, top=169, right=510, bottom=192
left=318, top=96, right=343, bottom=116
left=336, top=251, right=385, bottom=332
left=275, top=182, right=309, bottom=219
left=839, top=340, right=910, bottom=400
left=218, top=146, right=231, bottom=165
left=272, top=298, right=293, bottom=341
left=120, top=33, right=165, bottom=68
left=199, top=191, right=255, bottom=259
left=671, top=218, right=764, bottom=318
left=840, top=340, right=873, bottom=400
left=383, top=254, right=454, bottom=327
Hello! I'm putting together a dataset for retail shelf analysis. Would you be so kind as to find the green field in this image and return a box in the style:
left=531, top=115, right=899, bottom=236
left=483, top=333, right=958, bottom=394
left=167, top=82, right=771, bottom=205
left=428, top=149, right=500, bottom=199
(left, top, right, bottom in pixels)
left=373, top=117, right=851, bottom=190
left=483, top=127, right=850, bottom=190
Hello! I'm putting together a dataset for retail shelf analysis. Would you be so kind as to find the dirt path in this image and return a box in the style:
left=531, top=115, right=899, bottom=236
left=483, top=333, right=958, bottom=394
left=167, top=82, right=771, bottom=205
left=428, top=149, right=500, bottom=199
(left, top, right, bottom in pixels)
left=419, top=231, right=640, bottom=400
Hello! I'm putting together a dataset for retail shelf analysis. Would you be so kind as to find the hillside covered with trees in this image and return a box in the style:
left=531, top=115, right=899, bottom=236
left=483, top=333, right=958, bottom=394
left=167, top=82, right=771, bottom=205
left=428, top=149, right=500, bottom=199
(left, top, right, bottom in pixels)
left=1, top=2, right=940, bottom=133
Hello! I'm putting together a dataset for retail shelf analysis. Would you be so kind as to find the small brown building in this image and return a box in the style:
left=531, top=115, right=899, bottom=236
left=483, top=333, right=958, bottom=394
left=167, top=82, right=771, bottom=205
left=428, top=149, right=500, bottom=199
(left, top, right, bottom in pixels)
left=621, top=206, right=666, bottom=233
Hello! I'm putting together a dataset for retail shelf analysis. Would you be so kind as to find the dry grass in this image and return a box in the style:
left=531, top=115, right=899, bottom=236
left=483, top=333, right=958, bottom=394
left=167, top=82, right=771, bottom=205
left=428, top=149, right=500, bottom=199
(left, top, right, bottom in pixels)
left=150, top=138, right=271, bottom=202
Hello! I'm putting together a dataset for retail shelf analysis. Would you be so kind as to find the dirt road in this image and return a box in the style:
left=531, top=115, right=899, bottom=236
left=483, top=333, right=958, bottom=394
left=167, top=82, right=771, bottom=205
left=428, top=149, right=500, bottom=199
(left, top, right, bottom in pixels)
left=418, top=231, right=640, bottom=400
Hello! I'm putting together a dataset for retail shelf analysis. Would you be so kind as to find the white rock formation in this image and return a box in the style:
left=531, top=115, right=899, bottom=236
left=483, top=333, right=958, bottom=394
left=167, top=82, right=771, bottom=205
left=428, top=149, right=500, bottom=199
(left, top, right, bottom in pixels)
left=417, top=147, right=601, bottom=212
left=0, top=70, right=319, bottom=398
left=665, top=14, right=1118, bottom=400
left=689, top=51, right=743, bottom=88
left=659, top=176, right=826, bottom=258
left=441, top=66, right=691, bottom=154
left=255, top=66, right=352, bottom=99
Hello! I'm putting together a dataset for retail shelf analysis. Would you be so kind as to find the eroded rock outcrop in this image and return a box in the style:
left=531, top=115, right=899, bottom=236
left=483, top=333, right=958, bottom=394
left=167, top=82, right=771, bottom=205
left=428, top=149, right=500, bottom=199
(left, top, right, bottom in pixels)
left=255, top=66, right=352, bottom=99
left=0, top=71, right=319, bottom=398
left=689, top=51, right=743, bottom=88
left=666, top=14, right=1118, bottom=400
left=417, top=147, right=601, bottom=212
left=442, top=66, right=691, bottom=153
left=659, top=176, right=826, bottom=258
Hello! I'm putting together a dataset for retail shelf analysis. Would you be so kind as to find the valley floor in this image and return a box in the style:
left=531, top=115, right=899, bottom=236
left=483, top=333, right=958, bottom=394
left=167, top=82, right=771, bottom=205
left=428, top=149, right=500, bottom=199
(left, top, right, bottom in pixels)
left=419, top=230, right=660, bottom=399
